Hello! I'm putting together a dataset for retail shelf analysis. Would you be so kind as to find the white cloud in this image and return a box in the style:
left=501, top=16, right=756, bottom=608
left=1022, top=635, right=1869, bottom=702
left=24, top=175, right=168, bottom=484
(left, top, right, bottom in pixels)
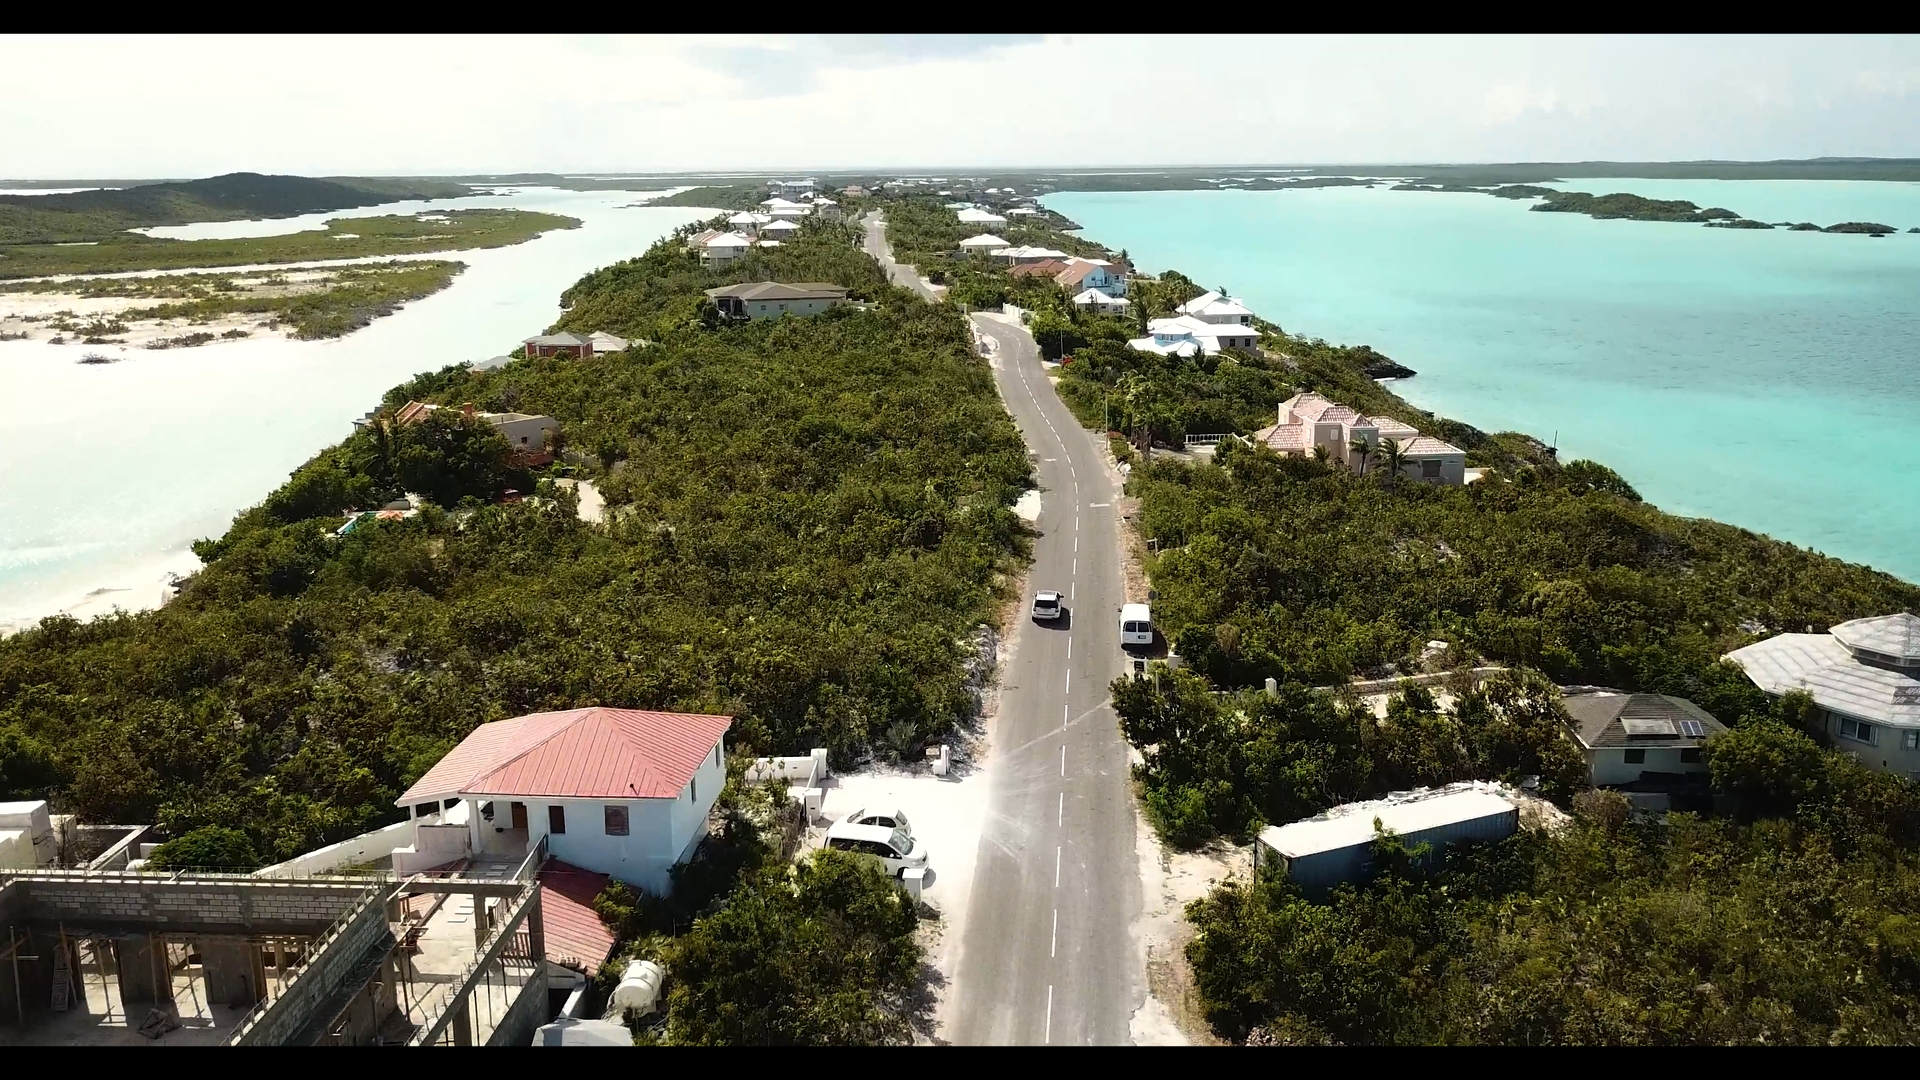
left=0, top=34, right=1916, bottom=177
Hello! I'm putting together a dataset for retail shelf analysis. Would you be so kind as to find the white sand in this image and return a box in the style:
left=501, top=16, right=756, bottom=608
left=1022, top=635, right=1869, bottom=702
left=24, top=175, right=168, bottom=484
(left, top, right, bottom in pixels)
left=0, top=547, right=201, bottom=637
left=1131, top=821, right=1244, bottom=1046
left=812, top=727, right=994, bottom=1044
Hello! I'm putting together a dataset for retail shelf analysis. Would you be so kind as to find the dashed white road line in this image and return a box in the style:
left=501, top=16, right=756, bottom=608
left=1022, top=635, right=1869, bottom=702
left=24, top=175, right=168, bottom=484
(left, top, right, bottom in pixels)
left=1046, top=985, right=1054, bottom=1044
left=1055, top=845, right=1061, bottom=887
left=1060, top=743, right=1066, bottom=776
left=1051, top=908, right=1058, bottom=958
left=1058, top=791, right=1064, bottom=826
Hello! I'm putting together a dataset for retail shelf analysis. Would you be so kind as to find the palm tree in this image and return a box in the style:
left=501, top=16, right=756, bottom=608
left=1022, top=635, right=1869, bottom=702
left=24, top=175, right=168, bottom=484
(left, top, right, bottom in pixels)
left=1376, top=437, right=1408, bottom=488
left=1348, top=434, right=1376, bottom=476
left=1310, top=444, right=1332, bottom=465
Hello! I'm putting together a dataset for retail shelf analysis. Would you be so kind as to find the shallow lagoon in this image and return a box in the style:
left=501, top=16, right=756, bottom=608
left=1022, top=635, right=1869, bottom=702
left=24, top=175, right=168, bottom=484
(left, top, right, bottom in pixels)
left=1046, top=182, right=1920, bottom=581
left=0, top=188, right=710, bottom=629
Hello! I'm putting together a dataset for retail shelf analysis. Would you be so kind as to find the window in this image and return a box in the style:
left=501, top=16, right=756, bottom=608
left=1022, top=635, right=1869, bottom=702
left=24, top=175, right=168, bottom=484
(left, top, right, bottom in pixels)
left=1624, top=749, right=1646, bottom=764
left=604, top=805, right=630, bottom=836
left=1421, top=460, right=1441, bottom=480
left=690, top=777, right=698, bottom=802
left=714, top=743, right=722, bottom=768
left=1904, top=731, right=1920, bottom=751
left=548, top=805, right=566, bottom=835
left=1840, top=717, right=1878, bottom=746
left=1680, top=748, right=1702, bottom=764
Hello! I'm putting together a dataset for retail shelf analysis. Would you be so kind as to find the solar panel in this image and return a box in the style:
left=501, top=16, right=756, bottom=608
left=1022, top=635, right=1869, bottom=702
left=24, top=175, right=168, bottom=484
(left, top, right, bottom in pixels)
left=1621, top=717, right=1677, bottom=737
left=1679, top=719, right=1706, bottom=738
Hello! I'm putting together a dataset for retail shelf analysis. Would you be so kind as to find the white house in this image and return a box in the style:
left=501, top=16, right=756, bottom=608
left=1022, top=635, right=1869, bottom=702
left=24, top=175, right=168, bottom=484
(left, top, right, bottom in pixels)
left=1007, top=207, right=1040, bottom=219
left=699, top=231, right=755, bottom=268
left=1072, top=288, right=1130, bottom=315
left=727, top=211, right=772, bottom=237
left=1177, top=290, right=1258, bottom=326
left=394, top=707, right=732, bottom=897
left=773, top=178, right=816, bottom=199
left=761, top=197, right=813, bottom=220
left=1559, top=688, right=1726, bottom=788
left=761, top=218, right=802, bottom=239
left=1056, top=257, right=1128, bottom=297
left=811, top=198, right=844, bottom=222
left=956, top=207, right=1008, bottom=229
left=1146, top=315, right=1260, bottom=353
left=705, top=281, right=850, bottom=321
left=958, top=233, right=1009, bottom=254
left=1727, top=613, right=1920, bottom=779
left=991, top=245, right=1071, bottom=264
left=1249, top=391, right=1467, bottom=484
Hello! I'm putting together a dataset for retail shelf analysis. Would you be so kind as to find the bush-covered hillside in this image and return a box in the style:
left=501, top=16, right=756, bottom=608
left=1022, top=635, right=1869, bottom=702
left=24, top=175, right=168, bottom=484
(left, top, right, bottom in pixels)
left=0, top=223, right=1031, bottom=861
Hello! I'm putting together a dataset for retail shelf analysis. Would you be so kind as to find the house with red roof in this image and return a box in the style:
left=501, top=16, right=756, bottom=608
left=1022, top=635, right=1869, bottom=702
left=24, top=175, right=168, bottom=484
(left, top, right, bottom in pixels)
left=393, top=707, right=732, bottom=896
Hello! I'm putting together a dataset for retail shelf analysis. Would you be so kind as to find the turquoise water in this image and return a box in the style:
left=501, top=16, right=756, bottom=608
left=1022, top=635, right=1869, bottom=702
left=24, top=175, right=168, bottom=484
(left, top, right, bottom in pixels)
left=1045, top=184, right=1920, bottom=581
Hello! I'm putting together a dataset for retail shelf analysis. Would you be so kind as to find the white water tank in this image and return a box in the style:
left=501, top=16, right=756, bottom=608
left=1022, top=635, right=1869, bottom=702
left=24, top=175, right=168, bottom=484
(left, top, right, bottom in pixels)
left=609, top=960, right=665, bottom=1017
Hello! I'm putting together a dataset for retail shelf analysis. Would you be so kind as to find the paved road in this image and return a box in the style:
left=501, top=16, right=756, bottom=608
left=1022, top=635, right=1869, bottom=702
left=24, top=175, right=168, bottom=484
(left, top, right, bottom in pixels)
left=859, top=214, right=1143, bottom=1043
left=860, top=212, right=943, bottom=300
left=950, top=315, right=1142, bottom=1045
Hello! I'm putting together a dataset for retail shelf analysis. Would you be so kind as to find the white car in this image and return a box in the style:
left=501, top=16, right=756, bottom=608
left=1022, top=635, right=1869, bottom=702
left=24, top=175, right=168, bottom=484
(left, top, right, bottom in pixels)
left=823, top=821, right=928, bottom=877
left=1032, top=591, right=1064, bottom=622
left=840, top=807, right=912, bottom=834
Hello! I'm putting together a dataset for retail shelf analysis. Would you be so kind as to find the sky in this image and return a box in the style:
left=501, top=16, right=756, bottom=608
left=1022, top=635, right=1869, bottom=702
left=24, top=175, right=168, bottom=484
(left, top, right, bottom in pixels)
left=3, top=34, right=1918, bottom=178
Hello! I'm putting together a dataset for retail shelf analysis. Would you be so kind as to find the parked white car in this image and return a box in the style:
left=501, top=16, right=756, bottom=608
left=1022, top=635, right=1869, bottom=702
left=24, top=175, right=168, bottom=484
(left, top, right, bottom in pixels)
left=841, top=807, right=912, bottom=834
left=824, top=821, right=928, bottom=877
left=1032, top=590, right=1064, bottom=622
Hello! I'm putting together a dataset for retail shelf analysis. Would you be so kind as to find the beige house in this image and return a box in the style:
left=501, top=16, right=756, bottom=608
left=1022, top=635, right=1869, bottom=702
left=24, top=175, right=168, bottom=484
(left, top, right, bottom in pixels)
left=1559, top=688, right=1726, bottom=788
left=705, top=281, right=850, bottom=321
left=1250, top=392, right=1467, bottom=484
left=1727, top=613, right=1920, bottom=779
left=698, top=231, right=754, bottom=268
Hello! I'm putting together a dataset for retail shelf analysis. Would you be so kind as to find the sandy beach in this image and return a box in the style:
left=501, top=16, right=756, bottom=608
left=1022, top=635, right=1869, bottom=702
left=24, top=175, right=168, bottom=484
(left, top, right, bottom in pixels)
left=0, top=546, right=201, bottom=637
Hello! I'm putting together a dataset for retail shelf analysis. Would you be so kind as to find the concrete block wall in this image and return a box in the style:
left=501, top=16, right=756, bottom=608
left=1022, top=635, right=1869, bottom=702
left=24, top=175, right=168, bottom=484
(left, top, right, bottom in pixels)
left=230, top=886, right=396, bottom=1046
left=17, top=876, right=368, bottom=934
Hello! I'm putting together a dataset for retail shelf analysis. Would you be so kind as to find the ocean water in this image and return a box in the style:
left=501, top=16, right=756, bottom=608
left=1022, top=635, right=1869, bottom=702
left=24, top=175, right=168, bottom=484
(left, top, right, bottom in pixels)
left=0, top=188, right=711, bottom=629
left=1045, top=184, right=1920, bottom=582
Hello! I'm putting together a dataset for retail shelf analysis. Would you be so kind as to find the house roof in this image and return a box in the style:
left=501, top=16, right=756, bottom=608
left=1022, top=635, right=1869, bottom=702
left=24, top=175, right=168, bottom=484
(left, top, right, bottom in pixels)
left=1007, top=259, right=1069, bottom=278
left=1129, top=335, right=1200, bottom=357
left=1831, top=613, right=1920, bottom=665
left=1072, top=288, right=1126, bottom=306
left=704, top=281, right=849, bottom=301
left=536, top=858, right=617, bottom=972
left=396, top=707, right=732, bottom=805
left=1056, top=261, right=1107, bottom=287
left=991, top=246, right=1069, bottom=260
left=1398, top=436, right=1465, bottom=457
left=956, top=208, right=1006, bottom=223
left=959, top=233, right=1009, bottom=248
left=393, top=400, right=436, bottom=425
left=704, top=232, right=755, bottom=249
left=1559, top=688, right=1727, bottom=749
left=1178, top=291, right=1256, bottom=319
left=760, top=197, right=809, bottom=209
left=1252, top=422, right=1309, bottom=451
left=762, top=219, right=802, bottom=232
left=1369, top=416, right=1420, bottom=438
left=727, top=211, right=771, bottom=224
left=1283, top=392, right=1338, bottom=422
left=526, top=332, right=591, bottom=347
left=1256, top=783, right=1516, bottom=859
left=1727, top=628, right=1920, bottom=727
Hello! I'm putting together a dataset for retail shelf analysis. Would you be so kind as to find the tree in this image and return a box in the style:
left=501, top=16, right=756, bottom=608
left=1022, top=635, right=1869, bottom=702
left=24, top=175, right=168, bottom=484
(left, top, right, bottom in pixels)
left=1705, top=718, right=1827, bottom=818
left=148, top=825, right=259, bottom=870
left=1375, top=437, right=1407, bottom=487
left=663, top=849, right=921, bottom=1045
left=1348, top=434, right=1375, bottom=476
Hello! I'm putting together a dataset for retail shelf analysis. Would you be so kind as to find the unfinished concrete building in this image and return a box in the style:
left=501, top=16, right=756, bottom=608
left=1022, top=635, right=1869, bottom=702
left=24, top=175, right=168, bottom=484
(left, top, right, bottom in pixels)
left=0, top=844, right=588, bottom=1047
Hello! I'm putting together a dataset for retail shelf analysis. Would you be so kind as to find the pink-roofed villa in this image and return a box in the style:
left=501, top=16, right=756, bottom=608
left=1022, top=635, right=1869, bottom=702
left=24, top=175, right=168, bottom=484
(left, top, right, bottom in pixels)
left=1249, top=392, right=1468, bottom=485
left=393, top=707, right=731, bottom=897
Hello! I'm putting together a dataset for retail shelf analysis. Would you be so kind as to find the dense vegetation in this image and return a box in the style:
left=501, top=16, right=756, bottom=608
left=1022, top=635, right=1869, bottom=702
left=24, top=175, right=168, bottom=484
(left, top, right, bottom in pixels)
left=0, top=208, right=576, bottom=279
left=0, top=223, right=1030, bottom=864
left=1118, top=668, right=1591, bottom=848
left=1185, top=710, right=1920, bottom=1044
left=1510, top=188, right=1741, bottom=223
left=3, top=261, right=465, bottom=341
left=645, top=185, right=773, bottom=211
left=0, top=172, right=469, bottom=245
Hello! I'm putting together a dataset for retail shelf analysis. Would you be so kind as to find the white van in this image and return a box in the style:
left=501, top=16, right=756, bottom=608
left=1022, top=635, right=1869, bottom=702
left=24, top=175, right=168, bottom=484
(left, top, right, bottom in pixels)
left=1120, top=603, right=1153, bottom=647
